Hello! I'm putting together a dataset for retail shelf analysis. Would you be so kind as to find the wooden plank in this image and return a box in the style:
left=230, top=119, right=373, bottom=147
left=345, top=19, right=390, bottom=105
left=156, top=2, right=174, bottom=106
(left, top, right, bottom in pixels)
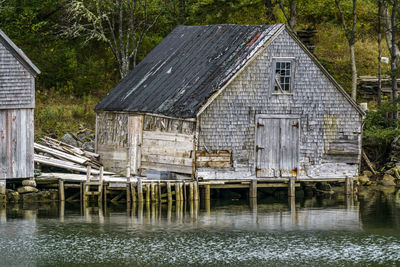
left=34, top=143, right=88, bottom=165
left=142, top=138, right=193, bottom=151
left=141, top=161, right=192, bottom=174
left=196, top=161, right=231, bottom=167
left=195, top=151, right=231, bottom=157
left=142, top=154, right=193, bottom=167
left=143, top=130, right=194, bottom=142
left=34, top=154, right=113, bottom=175
left=196, top=156, right=231, bottom=162
left=362, top=150, right=376, bottom=175
left=141, top=146, right=192, bottom=158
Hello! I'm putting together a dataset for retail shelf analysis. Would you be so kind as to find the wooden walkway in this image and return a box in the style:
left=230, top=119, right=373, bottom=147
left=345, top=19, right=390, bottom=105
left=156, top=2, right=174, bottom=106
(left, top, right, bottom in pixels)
left=36, top=168, right=354, bottom=205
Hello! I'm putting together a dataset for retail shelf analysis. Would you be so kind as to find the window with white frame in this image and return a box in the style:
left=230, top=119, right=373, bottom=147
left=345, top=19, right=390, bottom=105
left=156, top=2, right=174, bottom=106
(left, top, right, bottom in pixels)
left=272, top=59, right=294, bottom=93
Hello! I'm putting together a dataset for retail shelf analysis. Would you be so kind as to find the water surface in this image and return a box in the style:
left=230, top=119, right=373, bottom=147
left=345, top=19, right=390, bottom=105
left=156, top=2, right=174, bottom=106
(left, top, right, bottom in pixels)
left=1, top=190, right=400, bottom=266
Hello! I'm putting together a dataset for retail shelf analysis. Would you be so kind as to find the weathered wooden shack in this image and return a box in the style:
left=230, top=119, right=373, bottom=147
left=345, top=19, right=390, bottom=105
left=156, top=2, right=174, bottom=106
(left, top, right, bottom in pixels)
left=0, top=29, right=40, bottom=179
left=95, top=24, right=364, bottom=181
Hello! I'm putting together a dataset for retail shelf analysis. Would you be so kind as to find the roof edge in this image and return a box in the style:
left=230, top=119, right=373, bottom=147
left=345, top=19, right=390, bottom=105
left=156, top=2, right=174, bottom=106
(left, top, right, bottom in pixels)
left=196, top=24, right=286, bottom=117
left=0, top=29, right=41, bottom=76
left=285, top=27, right=365, bottom=117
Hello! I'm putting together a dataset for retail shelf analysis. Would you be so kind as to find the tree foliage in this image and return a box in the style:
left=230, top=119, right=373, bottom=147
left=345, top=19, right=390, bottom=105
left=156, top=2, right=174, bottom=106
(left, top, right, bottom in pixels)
left=62, top=0, right=162, bottom=78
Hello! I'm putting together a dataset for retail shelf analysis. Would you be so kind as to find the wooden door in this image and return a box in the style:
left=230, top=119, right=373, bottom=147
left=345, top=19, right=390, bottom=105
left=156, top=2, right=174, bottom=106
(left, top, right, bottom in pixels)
left=128, top=116, right=143, bottom=175
left=256, top=116, right=299, bottom=178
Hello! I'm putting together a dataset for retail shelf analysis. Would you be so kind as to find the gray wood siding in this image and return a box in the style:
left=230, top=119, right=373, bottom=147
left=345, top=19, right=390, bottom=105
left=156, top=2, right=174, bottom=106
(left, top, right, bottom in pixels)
left=198, top=29, right=362, bottom=179
left=0, top=41, right=35, bottom=109
left=0, top=108, right=34, bottom=179
left=96, top=111, right=129, bottom=174
left=96, top=111, right=195, bottom=175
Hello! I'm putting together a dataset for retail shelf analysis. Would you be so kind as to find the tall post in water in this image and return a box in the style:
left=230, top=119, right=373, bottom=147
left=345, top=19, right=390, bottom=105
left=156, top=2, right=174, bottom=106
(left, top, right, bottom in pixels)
left=126, top=166, right=131, bottom=204
left=288, top=177, right=295, bottom=198
left=137, top=178, right=143, bottom=203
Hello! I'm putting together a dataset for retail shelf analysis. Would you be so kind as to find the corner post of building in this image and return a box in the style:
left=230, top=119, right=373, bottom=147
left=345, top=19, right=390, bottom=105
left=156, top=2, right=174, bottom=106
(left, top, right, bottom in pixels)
left=288, top=177, right=295, bottom=198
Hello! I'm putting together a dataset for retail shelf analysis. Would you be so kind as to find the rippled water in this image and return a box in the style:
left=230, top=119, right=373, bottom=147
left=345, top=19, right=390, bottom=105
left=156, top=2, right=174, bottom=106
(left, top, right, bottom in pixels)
left=1, top=190, right=400, bottom=266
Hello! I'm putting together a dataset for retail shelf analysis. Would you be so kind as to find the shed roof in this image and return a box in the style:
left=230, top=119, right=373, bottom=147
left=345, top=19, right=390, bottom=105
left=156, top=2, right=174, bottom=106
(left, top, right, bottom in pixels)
left=95, top=24, right=283, bottom=118
left=0, top=29, right=40, bottom=76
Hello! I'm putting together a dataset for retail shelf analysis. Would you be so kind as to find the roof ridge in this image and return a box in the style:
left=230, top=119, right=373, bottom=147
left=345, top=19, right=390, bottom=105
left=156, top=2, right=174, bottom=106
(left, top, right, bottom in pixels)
left=0, top=29, right=41, bottom=75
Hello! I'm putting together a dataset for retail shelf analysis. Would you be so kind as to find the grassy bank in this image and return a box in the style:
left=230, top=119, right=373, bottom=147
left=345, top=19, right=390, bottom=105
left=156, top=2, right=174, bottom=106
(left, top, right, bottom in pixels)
left=34, top=90, right=100, bottom=140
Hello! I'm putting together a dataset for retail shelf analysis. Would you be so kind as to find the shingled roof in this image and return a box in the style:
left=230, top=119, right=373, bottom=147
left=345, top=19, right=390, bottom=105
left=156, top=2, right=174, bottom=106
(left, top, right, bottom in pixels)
left=95, top=24, right=283, bottom=118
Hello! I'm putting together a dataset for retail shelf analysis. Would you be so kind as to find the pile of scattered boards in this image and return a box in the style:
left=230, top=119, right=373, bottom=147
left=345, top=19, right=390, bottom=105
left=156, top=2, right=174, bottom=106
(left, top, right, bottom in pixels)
left=34, top=136, right=113, bottom=175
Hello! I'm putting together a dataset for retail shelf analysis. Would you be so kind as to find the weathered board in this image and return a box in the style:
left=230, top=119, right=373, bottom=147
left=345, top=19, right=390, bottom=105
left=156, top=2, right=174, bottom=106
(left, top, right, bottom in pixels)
left=128, top=116, right=143, bottom=175
left=0, top=108, right=34, bottom=179
left=141, top=130, right=194, bottom=174
left=195, top=151, right=231, bottom=168
left=96, top=112, right=129, bottom=174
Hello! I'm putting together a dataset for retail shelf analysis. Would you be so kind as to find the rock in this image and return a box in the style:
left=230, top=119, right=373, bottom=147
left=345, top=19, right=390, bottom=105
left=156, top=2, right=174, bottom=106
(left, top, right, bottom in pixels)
left=6, top=190, right=20, bottom=202
left=358, top=175, right=371, bottom=185
left=363, top=170, right=373, bottom=178
left=77, top=130, right=93, bottom=141
left=381, top=180, right=396, bottom=186
left=17, top=186, right=38, bottom=194
left=383, top=174, right=395, bottom=182
left=22, top=192, right=39, bottom=202
left=61, top=133, right=78, bottom=147
left=385, top=166, right=400, bottom=180
left=82, top=141, right=95, bottom=152
left=22, top=179, right=36, bottom=187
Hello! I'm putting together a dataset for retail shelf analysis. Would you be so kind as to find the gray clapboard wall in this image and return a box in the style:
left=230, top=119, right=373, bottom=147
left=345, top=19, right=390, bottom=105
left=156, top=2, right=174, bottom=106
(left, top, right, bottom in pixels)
left=198, top=29, right=363, bottom=179
left=0, top=29, right=40, bottom=179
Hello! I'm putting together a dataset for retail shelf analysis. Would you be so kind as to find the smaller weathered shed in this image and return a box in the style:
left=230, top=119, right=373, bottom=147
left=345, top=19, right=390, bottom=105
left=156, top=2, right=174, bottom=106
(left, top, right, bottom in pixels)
left=95, top=24, right=364, bottom=181
left=0, top=29, right=40, bottom=179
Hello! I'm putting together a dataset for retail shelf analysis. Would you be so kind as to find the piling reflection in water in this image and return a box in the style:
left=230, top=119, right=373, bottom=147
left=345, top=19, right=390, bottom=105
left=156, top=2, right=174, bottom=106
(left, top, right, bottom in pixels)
left=0, top=193, right=358, bottom=231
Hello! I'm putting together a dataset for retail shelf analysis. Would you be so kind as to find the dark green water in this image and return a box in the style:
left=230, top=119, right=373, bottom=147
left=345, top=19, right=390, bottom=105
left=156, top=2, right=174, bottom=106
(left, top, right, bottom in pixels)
left=1, top=190, right=400, bottom=266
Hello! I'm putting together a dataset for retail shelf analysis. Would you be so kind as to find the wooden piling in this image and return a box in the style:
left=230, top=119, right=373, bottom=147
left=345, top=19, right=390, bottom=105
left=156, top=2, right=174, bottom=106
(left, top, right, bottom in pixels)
left=137, top=178, right=143, bottom=202
left=158, top=182, right=162, bottom=202
left=146, top=183, right=151, bottom=203
left=249, top=179, right=257, bottom=199
left=167, top=182, right=172, bottom=203
left=288, top=177, right=295, bottom=197
left=59, top=179, right=65, bottom=202
left=103, top=184, right=107, bottom=204
left=345, top=176, right=353, bottom=195
left=131, top=182, right=136, bottom=202
left=180, top=183, right=184, bottom=202
left=183, top=181, right=187, bottom=202
left=205, top=184, right=210, bottom=202
left=126, top=167, right=131, bottom=204
left=151, top=183, right=156, bottom=203
left=176, top=183, right=181, bottom=202
left=194, top=181, right=199, bottom=201
left=189, top=182, right=194, bottom=202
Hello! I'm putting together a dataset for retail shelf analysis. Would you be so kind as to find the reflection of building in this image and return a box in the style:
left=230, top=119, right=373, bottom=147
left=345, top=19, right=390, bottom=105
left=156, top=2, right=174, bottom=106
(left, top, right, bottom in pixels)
left=0, top=29, right=40, bottom=179
left=95, top=24, right=364, bottom=180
